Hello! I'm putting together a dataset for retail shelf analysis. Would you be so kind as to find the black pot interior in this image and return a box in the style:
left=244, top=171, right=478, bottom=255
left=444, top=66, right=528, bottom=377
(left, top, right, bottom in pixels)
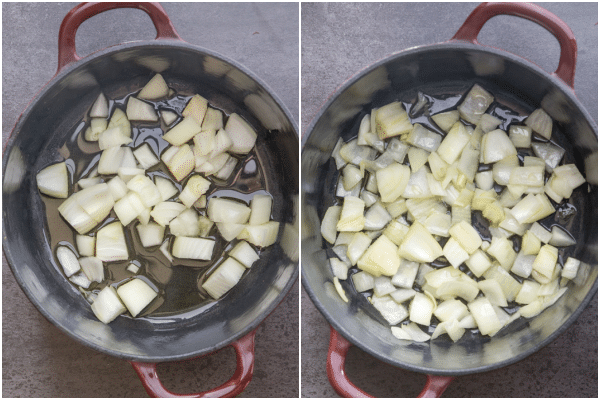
left=3, top=41, right=298, bottom=362
left=301, top=43, right=597, bottom=375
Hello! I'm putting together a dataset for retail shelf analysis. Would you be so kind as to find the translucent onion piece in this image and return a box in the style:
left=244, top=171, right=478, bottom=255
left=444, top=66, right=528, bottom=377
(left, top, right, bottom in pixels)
left=96, top=221, right=129, bottom=262
left=333, top=277, right=349, bottom=302
left=548, top=225, right=576, bottom=247
left=374, top=101, right=413, bottom=140
left=525, top=108, right=552, bottom=139
left=449, top=220, right=482, bottom=255
left=136, top=222, right=165, bottom=247
left=443, top=237, right=469, bottom=268
left=391, top=260, right=419, bottom=289
left=376, top=163, right=411, bottom=203
left=562, top=257, right=580, bottom=280
left=127, top=174, right=162, bottom=208
left=357, top=235, right=400, bottom=277
left=56, top=246, right=81, bottom=277
left=229, top=241, right=260, bottom=269
left=170, top=209, right=200, bottom=237
left=225, top=113, right=257, bottom=154
left=182, top=94, right=209, bottom=126
left=321, top=205, right=341, bottom=244
left=406, top=124, right=441, bottom=152
left=90, top=92, right=109, bottom=118
left=371, top=296, right=408, bottom=325
left=126, top=97, right=158, bottom=122
left=117, top=278, right=158, bottom=317
left=398, top=222, right=443, bottom=263
left=154, top=176, right=179, bottom=201
left=336, top=196, right=366, bottom=232
left=179, top=175, right=211, bottom=208
left=91, top=286, right=126, bottom=324
left=409, top=292, right=435, bottom=326
left=249, top=194, right=272, bottom=226
left=508, top=125, right=532, bottom=148
left=532, top=244, right=558, bottom=280
left=237, top=221, right=280, bottom=247
left=436, top=122, right=470, bottom=165
left=37, top=162, right=69, bottom=198
left=76, top=235, right=96, bottom=257
left=207, top=197, right=251, bottom=224
left=431, top=110, right=459, bottom=133
left=108, top=108, right=131, bottom=138
left=163, top=116, right=202, bottom=146
left=202, top=107, right=224, bottom=132
left=84, top=118, right=108, bottom=141
left=458, top=84, right=494, bottom=124
left=98, top=127, right=132, bottom=150
left=401, top=322, right=431, bottom=342
left=482, top=129, right=517, bottom=164
left=161, top=110, right=178, bottom=126
left=172, top=236, right=215, bottom=260
left=78, top=256, right=104, bottom=283
left=137, top=74, right=169, bottom=100
left=468, top=296, right=502, bottom=336
left=202, top=257, right=246, bottom=299
left=133, top=143, right=160, bottom=169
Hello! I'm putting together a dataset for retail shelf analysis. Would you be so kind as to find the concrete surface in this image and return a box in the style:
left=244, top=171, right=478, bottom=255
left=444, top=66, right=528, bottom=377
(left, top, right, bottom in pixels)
left=2, top=3, right=298, bottom=397
left=301, top=2, right=597, bottom=398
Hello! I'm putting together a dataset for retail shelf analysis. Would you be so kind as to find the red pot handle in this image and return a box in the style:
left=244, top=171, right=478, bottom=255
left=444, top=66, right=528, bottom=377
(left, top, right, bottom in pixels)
left=451, top=2, right=577, bottom=89
left=327, top=327, right=454, bottom=398
left=57, top=2, right=182, bottom=74
left=130, top=330, right=256, bottom=398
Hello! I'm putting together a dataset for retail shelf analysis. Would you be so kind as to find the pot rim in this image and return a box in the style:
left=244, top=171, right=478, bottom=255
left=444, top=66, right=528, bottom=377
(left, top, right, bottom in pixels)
left=3, top=38, right=299, bottom=362
left=301, top=40, right=597, bottom=376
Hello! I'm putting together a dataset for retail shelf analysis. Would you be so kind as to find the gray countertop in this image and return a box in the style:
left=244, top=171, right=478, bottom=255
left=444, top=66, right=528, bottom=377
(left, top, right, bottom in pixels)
left=301, top=2, right=597, bottom=398
left=2, top=3, right=298, bottom=397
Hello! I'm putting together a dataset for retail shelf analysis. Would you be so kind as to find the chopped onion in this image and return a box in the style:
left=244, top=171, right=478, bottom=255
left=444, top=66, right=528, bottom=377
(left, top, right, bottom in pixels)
left=37, top=162, right=69, bottom=198
left=90, top=92, right=109, bottom=118
left=161, top=110, right=178, bottom=126
left=481, top=129, right=517, bottom=164
left=117, top=167, right=145, bottom=183
left=548, top=225, right=576, bottom=247
left=202, top=107, right=224, bottom=132
left=237, top=221, right=279, bottom=247
left=127, top=174, right=162, bottom=208
left=376, top=163, right=411, bottom=203
left=357, top=234, right=400, bottom=276
left=56, top=246, right=81, bottom=277
left=347, top=232, right=371, bottom=265
left=532, top=244, right=558, bottom=280
left=248, top=194, right=272, bottom=226
left=321, top=205, right=341, bottom=244
left=172, top=236, right=215, bottom=260
left=91, top=286, right=126, bottom=324
left=182, top=94, right=208, bottom=126
left=531, top=142, right=565, bottom=172
left=96, top=221, right=129, bottom=262
left=229, top=240, right=259, bottom=269
left=179, top=175, right=211, bottom=208
left=133, top=143, right=160, bottom=169
left=107, top=108, right=131, bottom=138
left=436, top=122, right=470, bottom=165
left=76, top=235, right=96, bottom=257
left=150, top=201, right=186, bottom=226
left=57, top=196, right=97, bottom=235
left=431, top=110, right=459, bottom=133
left=163, top=116, right=202, bottom=146
left=161, top=144, right=195, bottom=181
left=372, top=296, right=408, bottom=325
left=443, top=237, right=469, bottom=268
left=136, top=222, right=165, bottom=247
left=84, top=118, right=108, bottom=141
left=202, top=257, right=246, bottom=299
left=406, top=124, right=442, bottom=152
left=561, top=257, right=580, bottom=280
left=207, top=197, right=251, bottom=224
left=113, top=191, right=145, bottom=226
left=126, top=97, right=158, bottom=122
left=117, top=278, right=158, bottom=317
left=98, top=127, right=132, bottom=150
left=154, top=176, right=178, bottom=201
left=336, top=196, right=366, bottom=232
left=78, top=256, right=104, bottom=283
left=137, top=74, right=169, bottom=100
left=458, top=84, right=494, bottom=124
left=352, top=271, right=374, bottom=292
left=508, top=125, right=532, bottom=148
left=333, top=277, right=349, bottom=302
left=225, top=113, right=257, bottom=154
left=525, top=108, right=552, bottom=139
left=374, top=101, right=413, bottom=140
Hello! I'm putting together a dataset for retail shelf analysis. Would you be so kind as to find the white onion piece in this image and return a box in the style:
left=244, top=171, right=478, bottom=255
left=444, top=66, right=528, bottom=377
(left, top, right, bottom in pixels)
left=126, top=97, right=158, bottom=122
left=336, top=196, right=365, bottom=232
left=407, top=148, right=430, bottom=174
left=248, top=194, right=272, bottom=226
left=37, top=162, right=69, bottom=199
left=137, top=74, right=169, bottom=100
left=371, top=296, right=408, bottom=325
left=376, top=163, right=411, bottom=203
left=117, top=167, right=145, bottom=183
left=321, top=205, right=341, bottom=244
left=133, top=143, right=159, bottom=169
left=172, top=236, right=215, bottom=260
left=182, top=94, right=209, bottom=126
left=202, top=107, right=224, bottom=132
left=406, top=124, right=441, bottom=152
left=561, top=257, right=580, bottom=280
left=163, top=116, right=202, bottom=146
left=74, top=183, right=114, bottom=224
left=229, top=240, right=260, bottom=269
left=78, top=256, right=104, bottom=283
left=357, top=235, right=400, bottom=277
left=56, top=246, right=81, bottom=277
left=525, top=108, right=552, bottom=139
left=107, top=108, right=131, bottom=138
left=78, top=177, right=102, bottom=189
left=76, top=235, right=95, bottom=257
left=374, top=101, right=412, bottom=140
left=98, top=127, right=132, bottom=150
left=98, top=146, right=124, bottom=175
left=481, top=129, right=517, bottom=164
left=215, top=156, right=238, bottom=181
left=409, top=292, right=435, bottom=325
left=96, top=221, right=129, bottom=262
left=225, top=113, right=257, bottom=154
left=346, top=232, right=371, bottom=266
left=154, top=176, right=179, bottom=201
left=211, top=129, right=233, bottom=158
left=401, top=322, right=431, bottom=342
left=532, top=244, right=558, bottom=280
left=58, top=196, right=97, bottom=235
left=113, top=191, right=145, bottom=226
left=468, top=296, right=501, bottom=336
left=207, top=197, right=251, bottom=224
left=548, top=225, right=576, bottom=247
left=436, top=122, right=470, bottom=165
left=333, top=277, right=348, bottom=302
left=193, top=130, right=216, bottom=157
left=90, top=92, right=109, bottom=118
left=443, top=237, right=469, bottom=268
left=136, top=222, right=165, bottom=247
left=508, top=125, right=532, bottom=148
left=431, top=110, right=459, bottom=133
left=216, top=222, right=245, bottom=241
left=238, top=221, right=279, bottom=247
left=91, top=286, right=126, bottom=324
left=363, top=202, right=391, bottom=231
left=352, top=271, right=374, bottom=292
left=202, top=257, right=246, bottom=299
left=398, top=222, right=443, bottom=263
left=531, top=142, right=565, bottom=172
left=161, top=144, right=195, bottom=181
left=161, top=110, right=178, bottom=126
left=179, top=175, right=211, bottom=208
left=117, top=278, right=158, bottom=317
left=127, top=263, right=140, bottom=274
left=159, top=239, right=173, bottom=263
left=150, top=201, right=186, bottom=226
left=126, top=175, right=162, bottom=208
left=84, top=118, right=109, bottom=141
left=458, top=84, right=494, bottom=124
left=169, top=209, right=200, bottom=237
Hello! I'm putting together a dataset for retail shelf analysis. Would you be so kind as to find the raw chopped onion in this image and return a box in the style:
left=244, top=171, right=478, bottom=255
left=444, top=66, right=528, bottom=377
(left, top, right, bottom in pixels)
left=126, top=97, right=158, bottom=122
left=90, top=92, right=109, bottom=118
left=78, top=256, right=104, bottom=283
left=172, top=236, right=215, bottom=260
left=56, top=246, right=81, bottom=277
left=202, top=257, right=246, bottom=299
left=225, top=113, right=257, bottom=154
left=137, top=74, right=169, bottom=100
left=117, top=278, right=158, bottom=317
left=96, top=221, right=128, bottom=262
left=91, top=286, right=126, bottom=324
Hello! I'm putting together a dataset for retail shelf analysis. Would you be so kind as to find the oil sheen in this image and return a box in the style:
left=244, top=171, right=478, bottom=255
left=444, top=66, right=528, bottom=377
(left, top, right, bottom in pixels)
left=41, top=91, right=268, bottom=319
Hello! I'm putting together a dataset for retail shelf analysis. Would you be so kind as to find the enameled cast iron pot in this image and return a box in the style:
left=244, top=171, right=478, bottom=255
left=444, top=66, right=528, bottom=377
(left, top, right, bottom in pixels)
left=301, top=3, right=597, bottom=397
left=3, top=3, right=298, bottom=397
